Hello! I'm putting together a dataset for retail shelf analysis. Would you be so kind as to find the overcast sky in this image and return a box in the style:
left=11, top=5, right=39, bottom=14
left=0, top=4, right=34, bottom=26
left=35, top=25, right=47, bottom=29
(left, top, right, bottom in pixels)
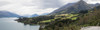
left=0, top=0, right=100, bottom=16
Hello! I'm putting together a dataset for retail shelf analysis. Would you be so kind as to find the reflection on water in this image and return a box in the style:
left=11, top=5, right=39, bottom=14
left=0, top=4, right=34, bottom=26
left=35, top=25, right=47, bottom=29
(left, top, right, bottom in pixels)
left=0, top=17, right=40, bottom=30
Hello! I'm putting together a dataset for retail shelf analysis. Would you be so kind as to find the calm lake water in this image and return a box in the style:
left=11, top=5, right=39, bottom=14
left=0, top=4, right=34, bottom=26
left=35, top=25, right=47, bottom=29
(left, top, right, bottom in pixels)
left=0, top=18, right=40, bottom=30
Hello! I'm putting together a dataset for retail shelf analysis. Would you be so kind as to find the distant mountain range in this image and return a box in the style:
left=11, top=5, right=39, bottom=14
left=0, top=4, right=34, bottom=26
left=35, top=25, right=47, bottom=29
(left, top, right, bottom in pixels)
left=31, top=13, right=49, bottom=17
left=22, top=13, right=49, bottom=18
left=0, top=11, right=20, bottom=18
left=50, top=0, right=100, bottom=15
left=31, top=14, right=39, bottom=17
left=41, top=13, right=49, bottom=15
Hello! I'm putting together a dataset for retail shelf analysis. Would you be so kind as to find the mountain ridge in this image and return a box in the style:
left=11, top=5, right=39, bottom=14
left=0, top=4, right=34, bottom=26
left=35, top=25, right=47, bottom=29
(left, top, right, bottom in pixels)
left=50, top=0, right=99, bottom=15
left=0, top=11, right=20, bottom=18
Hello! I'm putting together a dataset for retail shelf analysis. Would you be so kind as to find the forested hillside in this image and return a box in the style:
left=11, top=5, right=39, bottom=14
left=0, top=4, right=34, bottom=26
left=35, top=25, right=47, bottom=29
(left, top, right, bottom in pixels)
left=40, top=5, right=100, bottom=30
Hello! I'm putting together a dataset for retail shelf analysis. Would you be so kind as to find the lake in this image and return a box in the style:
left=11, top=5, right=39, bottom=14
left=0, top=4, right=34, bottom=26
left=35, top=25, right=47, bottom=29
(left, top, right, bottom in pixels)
left=0, top=18, right=40, bottom=30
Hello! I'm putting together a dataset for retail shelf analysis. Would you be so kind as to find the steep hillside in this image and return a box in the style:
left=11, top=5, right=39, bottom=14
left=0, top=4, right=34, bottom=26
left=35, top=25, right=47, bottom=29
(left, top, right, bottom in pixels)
left=78, top=5, right=100, bottom=25
left=50, top=0, right=94, bottom=15
left=50, top=3, right=75, bottom=14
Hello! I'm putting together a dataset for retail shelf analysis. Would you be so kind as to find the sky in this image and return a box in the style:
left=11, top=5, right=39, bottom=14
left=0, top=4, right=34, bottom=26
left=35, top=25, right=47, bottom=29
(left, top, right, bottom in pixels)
left=0, top=0, right=100, bottom=16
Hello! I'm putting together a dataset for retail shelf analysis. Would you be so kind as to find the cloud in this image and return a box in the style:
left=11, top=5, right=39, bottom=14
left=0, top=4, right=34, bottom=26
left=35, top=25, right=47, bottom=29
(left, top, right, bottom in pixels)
left=34, top=0, right=63, bottom=9
left=62, top=0, right=100, bottom=4
left=36, top=8, right=58, bottom=15
left=61, top=0, right=79, bottom=4
left=0, top=0, right=61, bottom=16
left=0, top=1, right=10, bottom=6
left=0, top=3, right=57, bottom=16
left=0, top=0, right=100, bottom=16
left=87, top=0, right=100, bottom=4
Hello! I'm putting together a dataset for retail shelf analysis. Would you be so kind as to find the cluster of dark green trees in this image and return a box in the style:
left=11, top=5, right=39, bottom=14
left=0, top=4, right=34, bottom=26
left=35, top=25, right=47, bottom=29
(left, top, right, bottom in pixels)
left=16, top=15, right=55, bottom=24
left=79, top=6, right=100, bottom=26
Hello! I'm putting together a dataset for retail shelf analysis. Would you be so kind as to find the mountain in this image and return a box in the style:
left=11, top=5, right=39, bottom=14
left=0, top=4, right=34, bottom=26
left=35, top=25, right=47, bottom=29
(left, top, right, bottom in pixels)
left=95, top=3, right=100, bottom=6
left=0, top=11, right=20, bottom=18
left=50, top=0, right=95, bottom=15
left=49, top=3, right=75, bottom=15
left=22, top=15, right=31, bottom=17
left=41, top=13, right=49, bottom=15
left=23, top=13, right=49, bottom=18
left=31, top=14, right=39, bottom=17
left=89, top=3, right=100, bottom=8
